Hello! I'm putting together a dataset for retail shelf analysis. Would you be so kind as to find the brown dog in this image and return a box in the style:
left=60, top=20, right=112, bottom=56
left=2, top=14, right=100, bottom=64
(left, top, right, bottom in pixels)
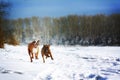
left=41, top=45, right=54, bottom=63
left=28, top=40, right=40, bottom=62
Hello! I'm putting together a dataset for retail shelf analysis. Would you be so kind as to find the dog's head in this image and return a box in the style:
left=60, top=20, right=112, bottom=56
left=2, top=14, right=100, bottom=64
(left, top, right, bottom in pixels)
left=43, top=45, right=50, bottom=53
left=32, top=40, right=40, bottom=48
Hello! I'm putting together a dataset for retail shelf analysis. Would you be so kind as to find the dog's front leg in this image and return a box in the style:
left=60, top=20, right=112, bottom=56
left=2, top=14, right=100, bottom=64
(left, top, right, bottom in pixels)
left=35, top=52, right=39, bottom=59
left=30, top=56, right=33, bottom=62
left=49, top=52, right=54, bottom=60
left=32, top=53, right=34, bottom=59
left=35, top=47, right=39, bottom=59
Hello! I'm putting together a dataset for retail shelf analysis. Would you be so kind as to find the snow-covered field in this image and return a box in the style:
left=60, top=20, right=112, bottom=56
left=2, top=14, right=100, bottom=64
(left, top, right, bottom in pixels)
left=0, top=44, right=120, bottom=80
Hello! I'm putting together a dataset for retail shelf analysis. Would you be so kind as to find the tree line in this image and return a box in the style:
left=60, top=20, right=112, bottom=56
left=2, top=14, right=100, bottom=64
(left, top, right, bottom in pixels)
left=0, top=1, right=11, bottom=48
left=4, top=14, right=120, bottom=46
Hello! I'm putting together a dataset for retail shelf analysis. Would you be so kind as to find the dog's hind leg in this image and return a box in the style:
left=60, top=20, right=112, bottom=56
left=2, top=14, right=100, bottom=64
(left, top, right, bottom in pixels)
left=28, top=49, right=33, bottom=62
left=42, top=54, right=45, bottom=63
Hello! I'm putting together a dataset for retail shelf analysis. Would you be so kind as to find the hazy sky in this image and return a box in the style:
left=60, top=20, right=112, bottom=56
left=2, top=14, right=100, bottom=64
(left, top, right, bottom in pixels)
left=8, top=0, right=120, bottom=19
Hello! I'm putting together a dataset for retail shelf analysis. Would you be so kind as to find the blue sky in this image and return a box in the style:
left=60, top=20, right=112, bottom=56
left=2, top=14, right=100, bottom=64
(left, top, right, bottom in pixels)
left=7, top=0, right=120, bottom=19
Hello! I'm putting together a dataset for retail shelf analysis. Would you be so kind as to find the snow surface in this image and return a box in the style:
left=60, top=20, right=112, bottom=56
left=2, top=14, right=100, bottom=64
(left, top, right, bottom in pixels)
left=0, top=44, right=120, bottom=80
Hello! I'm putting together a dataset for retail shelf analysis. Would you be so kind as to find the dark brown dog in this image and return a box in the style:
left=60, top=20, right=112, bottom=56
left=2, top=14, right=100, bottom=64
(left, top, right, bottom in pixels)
left=28, top=40, right=40, bottom=62
left=41, top=45, right=54, bottom=63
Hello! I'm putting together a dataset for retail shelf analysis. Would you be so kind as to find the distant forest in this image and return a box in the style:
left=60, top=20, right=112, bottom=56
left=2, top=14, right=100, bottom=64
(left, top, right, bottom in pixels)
left=3, top=14, right=120, bottom=46
left=0, top=2, right=120, bottom=47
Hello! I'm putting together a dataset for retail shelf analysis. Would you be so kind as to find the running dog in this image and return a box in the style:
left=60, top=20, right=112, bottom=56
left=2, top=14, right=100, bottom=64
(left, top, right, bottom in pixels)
left=28, top=40, right=40, bottom=62
left=41, top=45, right=54, bottom=63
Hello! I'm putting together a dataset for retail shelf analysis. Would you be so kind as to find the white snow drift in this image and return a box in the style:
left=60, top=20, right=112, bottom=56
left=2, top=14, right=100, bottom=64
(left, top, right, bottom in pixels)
left=0, top=44, right=120, bottom=80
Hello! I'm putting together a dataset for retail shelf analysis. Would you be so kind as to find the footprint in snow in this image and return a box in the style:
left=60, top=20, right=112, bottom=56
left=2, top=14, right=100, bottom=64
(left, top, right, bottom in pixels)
left=116, top=58, right=120, bottom=62
left=101, top=68, right=120, bottom=75
left=95, top=75, right=107, bottom=80
left=0, top=67, right=23, bottom=75
left=45, top=74, right=52, bottom=80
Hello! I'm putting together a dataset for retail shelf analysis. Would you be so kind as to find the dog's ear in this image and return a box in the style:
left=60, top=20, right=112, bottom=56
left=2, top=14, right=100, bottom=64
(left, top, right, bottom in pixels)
left=36, top=40, right=40, bottom=45
left=32, top=40, right=36, bottom=44
left=43, top=45, right=45, bottom=47
left=43, top=45, right=47, bottom=47
left=37, top=40, right=40, bottom=43
left=48, top=44, right=50, bottom=47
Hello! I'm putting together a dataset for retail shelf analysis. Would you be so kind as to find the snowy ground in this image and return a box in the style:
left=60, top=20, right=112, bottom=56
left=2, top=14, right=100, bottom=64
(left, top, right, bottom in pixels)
left=0, top=44, right=120, bottom=80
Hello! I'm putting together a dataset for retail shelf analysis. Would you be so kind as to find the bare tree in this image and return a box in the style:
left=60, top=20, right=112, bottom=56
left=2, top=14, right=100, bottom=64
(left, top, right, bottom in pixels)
left=0, top=1, right=11, bottom=48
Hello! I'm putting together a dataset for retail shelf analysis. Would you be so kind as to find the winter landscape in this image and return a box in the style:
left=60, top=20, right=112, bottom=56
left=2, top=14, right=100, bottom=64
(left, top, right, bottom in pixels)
left=0, top=44, right=120, bottom=80
left=0, top=0, right=120, bottom=80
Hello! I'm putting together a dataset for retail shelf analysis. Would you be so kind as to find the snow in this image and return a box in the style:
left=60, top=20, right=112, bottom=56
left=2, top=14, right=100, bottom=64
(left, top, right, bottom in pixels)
left=0, top=44, right=120, bottom=80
